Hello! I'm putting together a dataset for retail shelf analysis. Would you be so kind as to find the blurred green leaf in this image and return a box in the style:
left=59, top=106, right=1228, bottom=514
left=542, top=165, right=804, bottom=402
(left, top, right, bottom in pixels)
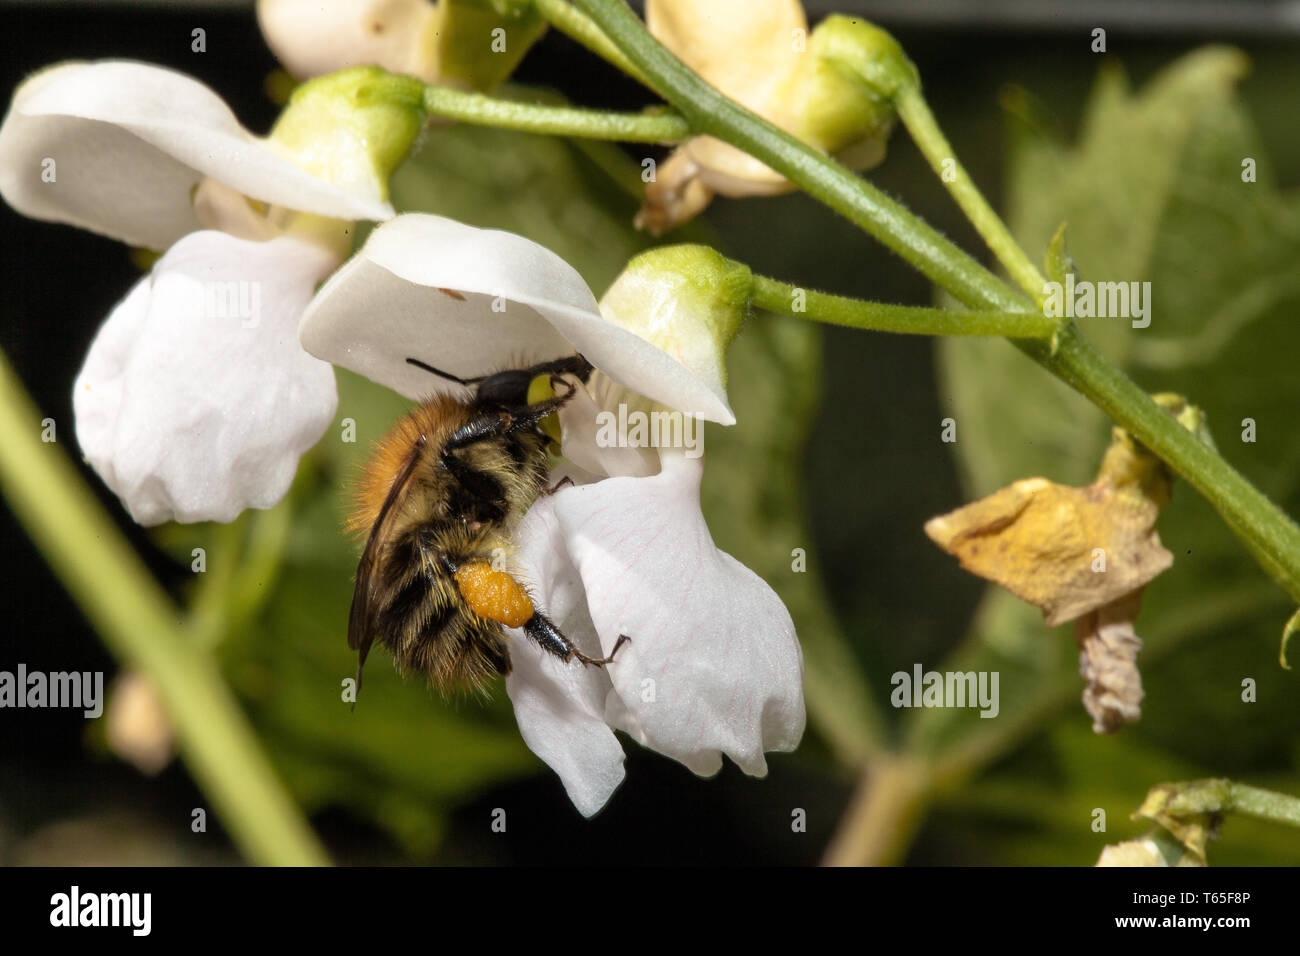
left=919, top=47, right=1300, bottom=861
left=930, top=725, right=1300, bottom=865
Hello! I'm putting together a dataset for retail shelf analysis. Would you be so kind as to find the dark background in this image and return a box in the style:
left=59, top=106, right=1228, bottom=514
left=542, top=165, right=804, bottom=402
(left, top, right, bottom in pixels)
left=2, top=0, right=1298, bottom=864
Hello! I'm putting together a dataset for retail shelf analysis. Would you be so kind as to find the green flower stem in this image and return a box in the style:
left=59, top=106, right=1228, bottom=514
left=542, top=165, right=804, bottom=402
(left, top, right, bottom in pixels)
left=1141, top=779, right=1300, bottom=830
left=0, top=350, right=329, bottom=866
left=822, top=756, right=931, bottom=867
left=569, top=0, right=1300, bottom=866
left=749, top=274, right=1054, bottom=338
left=186, top=502, right=293, bottom=650
left=568, top=0, right=1029, bottom=314
left=420, top=85, right=687, bottom=142
left=894, top=84, right=1048, bottom=302
left=1024, top=325, right=1300, bottom=604
left=1283, top=608, right=1300, bottom=668
left=533, top=0, right=650, bottom=86
left=571, top=0, right=1300, bottom=604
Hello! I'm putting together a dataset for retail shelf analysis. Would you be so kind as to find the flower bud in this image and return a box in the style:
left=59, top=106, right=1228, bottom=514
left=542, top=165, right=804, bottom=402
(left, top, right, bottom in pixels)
left=268, top=66, right=425, bottom=206
left=770, top=15, right=913, bottom=168
left=640, top=4, right=910, bottom=232
left=598, top=245, right=752, bottom=399
left=805, top=15, right=919, bottom=101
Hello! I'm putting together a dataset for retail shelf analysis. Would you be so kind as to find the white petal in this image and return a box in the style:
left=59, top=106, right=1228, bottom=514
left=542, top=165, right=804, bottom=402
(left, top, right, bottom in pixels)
left=0, top=61, right=391, bottom=250
left=557, top=375, right=666, bottom=479
left=519, top=450, right=806, bottom=779
left=298, top=214, right=735, bottom=422
left=257, top=0, right=439, bottom=82
left=74, top=231, right=340, bottom=525
left=504, top=498, right=627, bottom=817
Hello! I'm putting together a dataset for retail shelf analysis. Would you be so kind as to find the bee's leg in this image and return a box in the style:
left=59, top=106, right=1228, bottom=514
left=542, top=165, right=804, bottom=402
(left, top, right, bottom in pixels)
left=523, top=612, right=631, bottom=668
left=441, top=378, right=582, bottom=511
left=445, top=379, right=581, bottom=454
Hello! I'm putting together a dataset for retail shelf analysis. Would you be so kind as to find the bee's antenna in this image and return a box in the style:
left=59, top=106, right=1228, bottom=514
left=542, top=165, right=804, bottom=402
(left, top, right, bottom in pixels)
left=405, top=357, right=484, bottom=387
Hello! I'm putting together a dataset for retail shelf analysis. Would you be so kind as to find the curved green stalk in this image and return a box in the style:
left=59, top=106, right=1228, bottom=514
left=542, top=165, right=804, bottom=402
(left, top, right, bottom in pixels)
left=894, top=84, right=1048, bottom=302
left=421, top=85, right=687, bottom=141
left=750, top=274, right=1054, bottom=338
left=567, top=0, right=1300, bottom=868
left=822, top=756, right=931, bottom=867
left=568, top=0, right=1029, bottom=313
left=569, top=0, right=1300, bottom=605
left=0, top=350, right=329, bottom=866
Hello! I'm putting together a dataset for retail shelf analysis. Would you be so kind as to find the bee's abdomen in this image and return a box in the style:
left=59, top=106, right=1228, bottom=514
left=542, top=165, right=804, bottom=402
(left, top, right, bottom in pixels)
left=373, top=526, right=511, bottom=694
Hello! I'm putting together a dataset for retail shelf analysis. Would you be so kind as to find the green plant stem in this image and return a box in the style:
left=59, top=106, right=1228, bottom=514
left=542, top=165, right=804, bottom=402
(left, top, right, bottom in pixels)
left=533, top=0, right=650, bottom=86
left=822, top=756, right=931, bottom=866
left=420, top=85, right=686, bottom=141
left=572, top=0, right=1300, bottom=602
left=1217, top=782, right=1300, bottom=827
left=750, top=274, right=1054, bottom=338
left=570, top=0, right=1300, bottom=868
left=1283, top=608, right=1300, bottom=668
left=0, top=350, right=329, bottom=866
left=1141, top=779, right=1300, bottom=829
left=568, top=0, right=1029, bottom=313
left=186, top=501, right=293, bottom=650
left=894, top=84, right=1048, bottom=302
left=1023, top=325, right=1300, bottom=603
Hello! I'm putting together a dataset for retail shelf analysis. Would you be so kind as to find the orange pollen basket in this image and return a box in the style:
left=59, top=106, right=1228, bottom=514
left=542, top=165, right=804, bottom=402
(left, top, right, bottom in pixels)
left=453, top=561, right=535, bottom=628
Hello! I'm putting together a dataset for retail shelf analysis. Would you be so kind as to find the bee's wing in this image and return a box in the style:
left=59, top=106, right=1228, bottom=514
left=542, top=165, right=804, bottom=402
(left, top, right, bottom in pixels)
left=349, top=434, right=427, bottom=680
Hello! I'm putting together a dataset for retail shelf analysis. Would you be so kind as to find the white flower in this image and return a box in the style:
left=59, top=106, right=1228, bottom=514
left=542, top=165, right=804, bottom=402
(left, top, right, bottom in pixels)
left=1096, top=835, right=1197, bottom=867
left=298, top=213, right=736, bottom=423
left=75, top=231, right=339, bottom=524
left=300, top=213, right=805, bottom=815
left=507, top=449, right=804, bottom=815
left=0, top=61, right=420, bottom=524
left=0, top=61, right=391, bottom=250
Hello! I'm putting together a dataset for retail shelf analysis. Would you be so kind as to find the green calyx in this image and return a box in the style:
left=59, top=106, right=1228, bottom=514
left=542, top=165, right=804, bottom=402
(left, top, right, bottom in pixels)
left=269, top=67, right=426, bottom=201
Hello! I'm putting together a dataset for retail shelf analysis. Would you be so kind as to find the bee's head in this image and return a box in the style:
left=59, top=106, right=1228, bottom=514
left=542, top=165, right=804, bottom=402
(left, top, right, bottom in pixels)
left=404, top=354, right=594, bottom=407
left=474, top=355, right=594, bottom=408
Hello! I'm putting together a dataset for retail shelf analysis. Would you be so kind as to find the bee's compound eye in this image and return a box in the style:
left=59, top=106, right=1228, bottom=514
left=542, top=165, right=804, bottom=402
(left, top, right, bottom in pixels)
left=454, top=561, right=535, bottom=628
left=525, top=374, right=556, bottom=405
left=526, top=374, right=564, bottom=446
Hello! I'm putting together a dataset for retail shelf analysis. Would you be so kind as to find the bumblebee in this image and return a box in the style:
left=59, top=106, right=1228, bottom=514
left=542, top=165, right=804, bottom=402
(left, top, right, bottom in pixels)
left=347, top=353, right=628, bottom=697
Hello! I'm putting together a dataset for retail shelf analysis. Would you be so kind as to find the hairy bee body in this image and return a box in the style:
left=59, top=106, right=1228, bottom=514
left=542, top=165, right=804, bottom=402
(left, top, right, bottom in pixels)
left=349, top=395, right=551, bottom=693
left=347, top=355, right=625, bottom=698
